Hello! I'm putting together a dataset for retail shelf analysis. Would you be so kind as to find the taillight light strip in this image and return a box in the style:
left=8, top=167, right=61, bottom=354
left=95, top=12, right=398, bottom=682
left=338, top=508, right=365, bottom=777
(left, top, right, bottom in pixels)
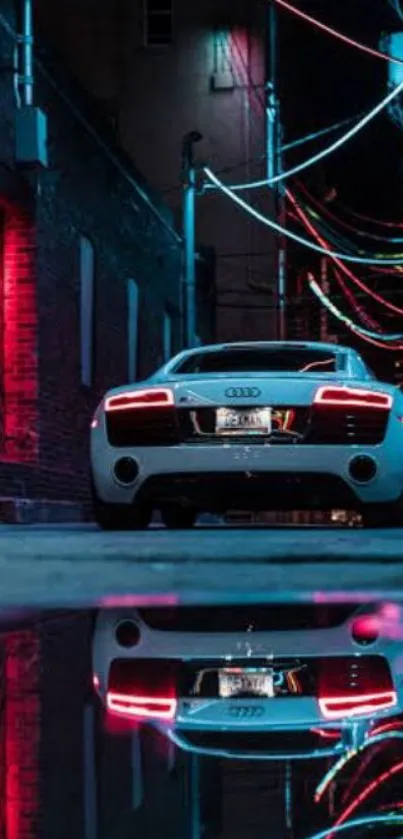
left=319, top=690, right=397, bottom=720
left=314, top=386, right=392, bottom=410
left=105, top=388, right=174, bottom=412
left=106, top=691, right=177, bottom=720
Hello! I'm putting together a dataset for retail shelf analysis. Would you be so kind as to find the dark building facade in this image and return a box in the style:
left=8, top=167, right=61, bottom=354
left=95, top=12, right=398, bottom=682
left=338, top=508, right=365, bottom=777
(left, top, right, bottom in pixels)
left=0, top=0, right=183, bottom=512
left=35, top=0, right=278, bottom=345
left=1, top=613, right=191, bottom=839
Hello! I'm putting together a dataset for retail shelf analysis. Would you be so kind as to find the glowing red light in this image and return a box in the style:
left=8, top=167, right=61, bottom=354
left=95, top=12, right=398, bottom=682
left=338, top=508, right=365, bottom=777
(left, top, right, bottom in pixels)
left=326, top=758, right=403, bottom=839
left=319, top=690, right=397, bottom=720
left=101, top=594, right=178, bottom=608
left=105, top=388, right=174, bottom=412
left=314, top=386, right=392, bottom=410
left=5, top=631, right=40, bottom=839
left=287, top=189, right=403, bottom=319
left=106, top=691, right=177, bottom=720
left=93, top=674, right=100, bottom=689
left=2, top=210, right=38, bottom=462
left=372, top=720, right=403, bottom=736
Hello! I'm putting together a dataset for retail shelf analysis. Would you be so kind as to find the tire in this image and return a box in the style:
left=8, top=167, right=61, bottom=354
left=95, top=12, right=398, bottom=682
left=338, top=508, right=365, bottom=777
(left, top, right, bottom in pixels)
left=160, top=503, right=198, bottom=530
left=361, top=495, right=403, bottom=529
left=91, top=481, right=152, bottom=531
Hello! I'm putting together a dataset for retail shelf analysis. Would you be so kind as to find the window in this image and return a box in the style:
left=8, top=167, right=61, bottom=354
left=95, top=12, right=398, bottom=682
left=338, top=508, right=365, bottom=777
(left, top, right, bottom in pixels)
left=83, top=704, right=98, bottom=839
left=163, top=309, right=173, bottom=362
left=174, top=347, right=344, bottom=375
left=79, top=236, right=95, bottom=387
left=128, top=279, right=139, bottom=381
left=144, top=0, right=173, bottom=46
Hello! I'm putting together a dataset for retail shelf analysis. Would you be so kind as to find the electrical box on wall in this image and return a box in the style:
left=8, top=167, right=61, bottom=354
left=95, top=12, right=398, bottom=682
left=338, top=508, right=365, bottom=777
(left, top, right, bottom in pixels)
left=15, top=106, right=48, bottom=167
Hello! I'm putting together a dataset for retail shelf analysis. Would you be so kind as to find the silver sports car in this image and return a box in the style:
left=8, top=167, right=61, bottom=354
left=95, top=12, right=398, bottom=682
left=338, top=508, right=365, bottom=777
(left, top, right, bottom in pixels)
left=90, top=340, right=403, bottom=529
left=92, top=603, right=402, bottom=761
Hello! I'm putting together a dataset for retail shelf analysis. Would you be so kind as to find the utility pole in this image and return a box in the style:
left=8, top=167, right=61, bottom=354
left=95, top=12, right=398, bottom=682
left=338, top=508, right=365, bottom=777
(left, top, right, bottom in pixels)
left=181, top=130, right=202, bottom=348
left=266, top=2, right=287, bottom=340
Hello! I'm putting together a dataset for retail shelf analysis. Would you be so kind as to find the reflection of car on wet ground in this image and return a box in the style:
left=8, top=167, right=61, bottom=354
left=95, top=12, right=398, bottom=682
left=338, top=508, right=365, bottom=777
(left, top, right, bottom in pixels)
left=90, top=340, right=403, bottom=530
left=92, top=604, right=402, bottom=761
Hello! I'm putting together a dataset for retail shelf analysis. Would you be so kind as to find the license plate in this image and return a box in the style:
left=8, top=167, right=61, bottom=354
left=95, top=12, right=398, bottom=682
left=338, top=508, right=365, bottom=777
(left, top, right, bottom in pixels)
left=218, top=668, right=274, bottom=698
left=216, top=408, right=272, bottom=434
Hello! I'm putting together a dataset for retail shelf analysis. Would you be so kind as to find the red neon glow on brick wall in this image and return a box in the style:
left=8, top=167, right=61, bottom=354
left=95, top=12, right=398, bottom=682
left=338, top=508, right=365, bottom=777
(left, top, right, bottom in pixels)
left=2, top=209, right=38, bottom=462
left=5, top=631, right=40, bottom=839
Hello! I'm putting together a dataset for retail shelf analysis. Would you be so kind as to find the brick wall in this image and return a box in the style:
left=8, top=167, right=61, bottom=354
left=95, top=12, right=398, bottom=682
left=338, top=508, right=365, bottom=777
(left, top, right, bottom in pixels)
left=0, top=613, right=191, bottom=839
left=2, top=209, right=38, bottom=464
left=4, top=630, right=41, bottom=839
left=0, top=8, right=184, bottom=506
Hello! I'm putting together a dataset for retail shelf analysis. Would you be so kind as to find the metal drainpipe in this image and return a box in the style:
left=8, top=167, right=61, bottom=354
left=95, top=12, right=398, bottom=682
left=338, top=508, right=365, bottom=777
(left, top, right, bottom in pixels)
left=20, top=0, right=34, bottom=106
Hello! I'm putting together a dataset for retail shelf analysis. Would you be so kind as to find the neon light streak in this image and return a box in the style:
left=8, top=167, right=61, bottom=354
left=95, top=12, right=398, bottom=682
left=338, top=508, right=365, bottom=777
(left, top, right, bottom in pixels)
left=297, top=183, right=403, bottom=244
left=340, top=741, right=383, bottom=808
left=315, top=731, right=403, bottom=803
left=308, top=276, right=403, bottom=349
left=373, top=720, right=403, bottom=736
left=281, top=114, right=362, bottom=153
left=273, top=0, right=403, bottom=67
left=340, top=203, right=403, bottom=230
left=203, top=168, right=403, bottom=265
left=326, top=760, right=403, bottom=839
left=302, top=815, right=403, bottom=839
left=332, top=270, right=382, bottom=333
left=289, top=191, right=403, bottom=315
left=205, top=81, right=403, bottom=191
left=311, top=728, right=341, bottom=740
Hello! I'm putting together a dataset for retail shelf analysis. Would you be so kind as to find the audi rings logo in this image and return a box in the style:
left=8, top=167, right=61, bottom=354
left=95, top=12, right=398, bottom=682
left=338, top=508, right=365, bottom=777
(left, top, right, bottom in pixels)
left=225, top=387, right=261, bottom=399
left=227, top=706, right=265, bottom=719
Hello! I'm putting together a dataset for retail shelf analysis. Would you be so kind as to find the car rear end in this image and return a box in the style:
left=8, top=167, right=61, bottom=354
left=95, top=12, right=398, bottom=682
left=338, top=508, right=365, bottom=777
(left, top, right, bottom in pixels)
left=93, top=604, right=400, bottom=761
left=91, top=344, right=402, bottom=513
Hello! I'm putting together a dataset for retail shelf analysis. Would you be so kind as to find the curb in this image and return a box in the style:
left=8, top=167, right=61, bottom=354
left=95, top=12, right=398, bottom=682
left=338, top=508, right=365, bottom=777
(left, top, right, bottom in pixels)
left=0, top=497, right=84, bottom=525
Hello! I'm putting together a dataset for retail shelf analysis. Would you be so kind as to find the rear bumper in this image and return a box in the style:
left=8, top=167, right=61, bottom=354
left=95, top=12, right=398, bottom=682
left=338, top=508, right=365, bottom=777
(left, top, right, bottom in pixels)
left=158, top=719, right=367, bottom=760
left=91, top=433, right=403, bottom=507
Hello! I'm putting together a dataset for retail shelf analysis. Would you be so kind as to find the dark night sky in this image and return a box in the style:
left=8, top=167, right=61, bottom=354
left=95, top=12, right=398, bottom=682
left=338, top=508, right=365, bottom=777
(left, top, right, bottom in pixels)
left=277, top=0, right=403, bottom=216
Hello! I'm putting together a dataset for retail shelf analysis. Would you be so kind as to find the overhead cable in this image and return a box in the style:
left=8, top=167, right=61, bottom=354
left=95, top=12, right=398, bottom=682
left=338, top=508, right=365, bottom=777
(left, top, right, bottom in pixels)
left=273, top=0, right=403, bottom=67
left=287, top=191, right=403, bottom=315
left=308, top=276, right=403, bottom=349
left=204, top=81, right=403, bottom=192
left=203, top=167, right=403, bottom=266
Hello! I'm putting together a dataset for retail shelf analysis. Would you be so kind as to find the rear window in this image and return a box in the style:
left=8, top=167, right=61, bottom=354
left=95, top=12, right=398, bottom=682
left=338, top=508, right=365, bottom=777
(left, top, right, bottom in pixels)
left=174, top=348, right=342, bottom=374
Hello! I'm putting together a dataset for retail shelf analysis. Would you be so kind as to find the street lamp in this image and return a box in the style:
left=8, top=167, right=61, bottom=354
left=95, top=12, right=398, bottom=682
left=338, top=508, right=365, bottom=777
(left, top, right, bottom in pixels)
left=181, top=130, right=203, bottom=348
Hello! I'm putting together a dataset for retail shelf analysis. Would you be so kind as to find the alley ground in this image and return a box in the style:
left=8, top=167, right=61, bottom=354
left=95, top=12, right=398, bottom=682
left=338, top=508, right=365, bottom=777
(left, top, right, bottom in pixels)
left=0, top=524, right=402, bottom=607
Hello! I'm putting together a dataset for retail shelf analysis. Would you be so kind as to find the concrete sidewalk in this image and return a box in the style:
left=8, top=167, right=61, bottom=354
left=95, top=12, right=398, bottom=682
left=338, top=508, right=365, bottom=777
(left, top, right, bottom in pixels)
left=0, top=524, right=401, bottom=607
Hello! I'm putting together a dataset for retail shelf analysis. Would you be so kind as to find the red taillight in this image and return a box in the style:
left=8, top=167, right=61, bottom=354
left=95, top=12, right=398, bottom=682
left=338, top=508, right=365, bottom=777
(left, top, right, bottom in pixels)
left=318, top=655, right=395, bottom=719
left=314, top=386, right=392, bottom=410
left=105, top=388, right=174, bottom=412
left=319, top=691, right=397, bottom=720
left=106, top=692, right=177, bottom=720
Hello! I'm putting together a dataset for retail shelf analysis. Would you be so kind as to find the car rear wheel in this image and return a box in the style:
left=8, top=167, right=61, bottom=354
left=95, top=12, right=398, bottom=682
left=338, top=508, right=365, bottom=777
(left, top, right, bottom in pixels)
left=361, top=495, right=403, bottom=528
left=91, top=481, right=152, bottom=531
left=160, top=504, right=198, bottom=530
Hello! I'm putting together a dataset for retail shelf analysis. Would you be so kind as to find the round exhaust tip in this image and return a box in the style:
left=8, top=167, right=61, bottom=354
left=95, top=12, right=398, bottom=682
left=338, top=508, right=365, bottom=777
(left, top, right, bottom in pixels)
left=351, top=615, right=380, bottom=646
left=113, top=457, right=139, bottom=486
left=348, top=455, right=377, bottom=484
left=115, top=620, right=140, bottom=648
